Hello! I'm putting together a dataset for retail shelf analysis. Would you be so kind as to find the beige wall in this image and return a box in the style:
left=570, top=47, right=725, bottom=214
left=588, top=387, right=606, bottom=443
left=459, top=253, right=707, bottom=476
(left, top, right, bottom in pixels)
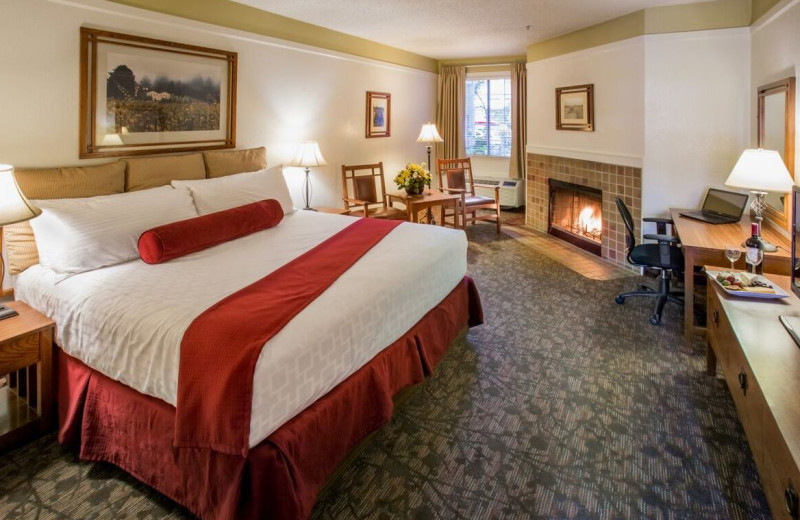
left=750, top=0, right=800, bottom=178
left=525, top=27, right=750, bottom=229
left=527, top=38, right=645, bottom=167
left=0, top=0, right=437, bottom=209
left=642, top=28, right=750, bottom=217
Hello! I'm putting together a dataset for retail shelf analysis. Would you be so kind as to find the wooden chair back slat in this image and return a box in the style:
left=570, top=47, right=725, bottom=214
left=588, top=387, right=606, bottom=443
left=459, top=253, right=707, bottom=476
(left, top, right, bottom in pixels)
left=353, top=176, right=378, bottom=204
left=447, top=168, right=467, bottom=192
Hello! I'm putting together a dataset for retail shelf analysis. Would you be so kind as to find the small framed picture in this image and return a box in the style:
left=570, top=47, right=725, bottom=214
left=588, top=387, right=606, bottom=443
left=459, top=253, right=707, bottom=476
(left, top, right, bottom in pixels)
left=556, top=84, right=594, bottom=131
left=366, top=91, right=391, bottom=138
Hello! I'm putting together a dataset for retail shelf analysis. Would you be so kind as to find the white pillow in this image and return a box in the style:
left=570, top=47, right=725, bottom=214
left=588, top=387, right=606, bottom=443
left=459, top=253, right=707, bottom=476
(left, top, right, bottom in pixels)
left=30, top=186, right=198, bottom=276
left=171, top=165, right=295, bottom=216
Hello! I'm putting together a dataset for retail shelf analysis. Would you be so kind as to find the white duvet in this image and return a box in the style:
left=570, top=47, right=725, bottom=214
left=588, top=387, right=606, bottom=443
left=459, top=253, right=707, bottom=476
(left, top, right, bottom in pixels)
left=14, top=211, right=467, bottom=447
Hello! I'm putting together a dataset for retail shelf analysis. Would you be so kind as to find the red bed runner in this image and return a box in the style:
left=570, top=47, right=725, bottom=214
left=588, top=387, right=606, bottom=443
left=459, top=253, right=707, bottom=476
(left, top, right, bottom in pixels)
left=175, top=217, right=402, bottom=456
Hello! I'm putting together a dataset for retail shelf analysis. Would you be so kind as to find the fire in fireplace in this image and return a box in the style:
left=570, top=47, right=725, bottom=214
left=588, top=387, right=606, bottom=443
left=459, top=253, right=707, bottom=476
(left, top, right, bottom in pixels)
left=548, top=179, right=602, bottom=256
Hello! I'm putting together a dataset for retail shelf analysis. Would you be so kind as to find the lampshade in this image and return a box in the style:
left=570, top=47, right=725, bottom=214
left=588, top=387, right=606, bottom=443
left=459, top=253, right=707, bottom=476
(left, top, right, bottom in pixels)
left=0, top=164, right=41, bottom=226
left=725, top=149, right=794, bottom=192
left=289, top=141, right=327, bottom=168
left=416, top=123, right=444, bottom=144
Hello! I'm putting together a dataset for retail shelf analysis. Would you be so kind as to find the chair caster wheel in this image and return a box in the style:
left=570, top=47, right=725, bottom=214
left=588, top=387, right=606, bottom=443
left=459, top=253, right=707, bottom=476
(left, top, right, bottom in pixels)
left=649, top=315, right=661, bottom=326
left=615, top=296, right=625, bottom=304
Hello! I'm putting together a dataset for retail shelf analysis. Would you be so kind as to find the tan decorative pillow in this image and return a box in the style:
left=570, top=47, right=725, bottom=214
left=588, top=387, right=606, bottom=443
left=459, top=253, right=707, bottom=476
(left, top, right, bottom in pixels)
left=4, top=223, right=38, bottom=275
left=203, top=147, right=267, bottom=178
left=14, top=162, right=125, bottom=199
left=4, top=161, right=125, bottom=274
left=125, top=153, right=206, bottom=191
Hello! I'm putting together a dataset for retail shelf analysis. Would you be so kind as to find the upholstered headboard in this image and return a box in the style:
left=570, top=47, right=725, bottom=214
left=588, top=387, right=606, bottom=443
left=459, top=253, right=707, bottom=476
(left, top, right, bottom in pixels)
left=2, top=146, right=267, bottom=277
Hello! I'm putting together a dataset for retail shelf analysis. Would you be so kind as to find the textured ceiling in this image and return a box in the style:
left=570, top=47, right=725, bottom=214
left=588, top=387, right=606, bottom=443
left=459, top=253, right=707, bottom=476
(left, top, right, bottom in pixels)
left=232, top=0, right=707, bottom=60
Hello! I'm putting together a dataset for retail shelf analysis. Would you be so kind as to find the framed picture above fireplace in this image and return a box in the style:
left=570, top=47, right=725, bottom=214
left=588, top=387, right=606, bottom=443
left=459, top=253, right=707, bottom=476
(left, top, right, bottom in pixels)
left=556, top=84, right=594, bottom=131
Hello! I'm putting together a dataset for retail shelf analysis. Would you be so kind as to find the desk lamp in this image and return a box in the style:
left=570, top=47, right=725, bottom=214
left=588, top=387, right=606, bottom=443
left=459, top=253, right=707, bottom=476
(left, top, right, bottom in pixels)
left=289, top=141, right=327, bottom=211
left=0, top=164, right=41, bottom=319
left=416, top=122, right=444, bottom=169
left=725, top=148, right=794, bottom=252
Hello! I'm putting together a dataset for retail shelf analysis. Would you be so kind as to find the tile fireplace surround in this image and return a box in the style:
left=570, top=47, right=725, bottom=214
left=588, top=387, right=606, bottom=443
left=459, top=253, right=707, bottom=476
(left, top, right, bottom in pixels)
left=526, top=153, right=642, bottom=270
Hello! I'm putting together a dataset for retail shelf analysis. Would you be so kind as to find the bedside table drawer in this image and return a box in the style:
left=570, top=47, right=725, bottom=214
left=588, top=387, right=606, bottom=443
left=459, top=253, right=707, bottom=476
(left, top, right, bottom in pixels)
left=0, top=334, right=40, bottom=375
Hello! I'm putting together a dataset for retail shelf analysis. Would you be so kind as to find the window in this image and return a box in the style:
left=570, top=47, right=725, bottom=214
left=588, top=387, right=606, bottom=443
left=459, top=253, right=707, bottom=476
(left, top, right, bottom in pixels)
left=465, top=75, right=512, bottom=157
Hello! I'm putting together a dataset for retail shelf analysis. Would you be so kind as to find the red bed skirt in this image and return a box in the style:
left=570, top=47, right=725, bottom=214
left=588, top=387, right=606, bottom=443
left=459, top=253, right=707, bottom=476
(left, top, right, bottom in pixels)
left=57, top=276, right=482, bottom=520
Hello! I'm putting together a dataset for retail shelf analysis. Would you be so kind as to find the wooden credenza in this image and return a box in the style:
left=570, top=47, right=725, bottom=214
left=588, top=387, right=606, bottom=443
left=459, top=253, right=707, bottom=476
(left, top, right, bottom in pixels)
left=706, top=271, right=800, bottom=519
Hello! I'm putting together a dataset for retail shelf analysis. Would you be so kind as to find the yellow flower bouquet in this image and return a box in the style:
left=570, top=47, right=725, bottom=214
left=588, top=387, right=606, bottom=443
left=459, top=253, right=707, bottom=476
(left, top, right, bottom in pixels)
left=394, top=163, right=431, bottom=196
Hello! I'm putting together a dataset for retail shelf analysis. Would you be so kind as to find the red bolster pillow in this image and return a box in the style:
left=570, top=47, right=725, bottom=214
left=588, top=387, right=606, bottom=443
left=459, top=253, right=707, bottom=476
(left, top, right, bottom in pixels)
left=138, top=199, right=284, bottom=264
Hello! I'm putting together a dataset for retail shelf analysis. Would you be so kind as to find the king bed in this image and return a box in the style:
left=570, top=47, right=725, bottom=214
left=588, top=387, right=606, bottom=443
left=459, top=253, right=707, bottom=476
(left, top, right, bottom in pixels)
left=3, top=147, right=482, bottom=519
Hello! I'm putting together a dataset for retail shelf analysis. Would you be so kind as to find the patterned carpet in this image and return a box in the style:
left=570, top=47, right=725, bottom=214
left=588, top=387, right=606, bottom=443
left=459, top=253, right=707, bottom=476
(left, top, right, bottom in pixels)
left=0, top=223, right=769, bottom=519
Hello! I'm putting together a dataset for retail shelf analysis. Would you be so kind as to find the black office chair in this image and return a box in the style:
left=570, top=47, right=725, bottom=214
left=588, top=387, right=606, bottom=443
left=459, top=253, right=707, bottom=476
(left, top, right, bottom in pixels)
left=614, top=198, right=684, bottom=325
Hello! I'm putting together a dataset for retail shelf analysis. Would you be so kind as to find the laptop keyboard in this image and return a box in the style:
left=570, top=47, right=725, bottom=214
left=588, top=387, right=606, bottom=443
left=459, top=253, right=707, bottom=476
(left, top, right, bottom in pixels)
left=702, top=213, right=730, bottom=223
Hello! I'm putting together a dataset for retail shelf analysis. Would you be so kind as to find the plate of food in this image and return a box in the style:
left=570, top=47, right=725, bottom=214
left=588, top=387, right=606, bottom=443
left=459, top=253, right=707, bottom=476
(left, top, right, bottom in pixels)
left=707, top=270, right=790, bottom=299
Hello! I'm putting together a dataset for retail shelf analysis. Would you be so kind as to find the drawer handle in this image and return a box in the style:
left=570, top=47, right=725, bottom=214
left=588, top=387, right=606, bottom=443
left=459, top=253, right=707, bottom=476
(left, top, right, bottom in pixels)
left=786, top=480, right=799, bottom=518
left=738, top=371, right=747, bottom=395
left=712, top=309, right=719, bottom=325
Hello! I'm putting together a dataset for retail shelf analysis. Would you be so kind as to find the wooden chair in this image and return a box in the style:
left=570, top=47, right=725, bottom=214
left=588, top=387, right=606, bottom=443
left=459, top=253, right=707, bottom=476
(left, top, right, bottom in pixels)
left=341, top=162, right=407, bottom=220
left=436, top=158, right=501, bottom=233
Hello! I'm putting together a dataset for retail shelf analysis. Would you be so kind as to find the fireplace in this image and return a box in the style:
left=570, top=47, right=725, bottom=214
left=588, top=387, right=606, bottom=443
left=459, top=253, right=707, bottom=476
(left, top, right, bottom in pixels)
left=548, top=179, right=602, bottom=256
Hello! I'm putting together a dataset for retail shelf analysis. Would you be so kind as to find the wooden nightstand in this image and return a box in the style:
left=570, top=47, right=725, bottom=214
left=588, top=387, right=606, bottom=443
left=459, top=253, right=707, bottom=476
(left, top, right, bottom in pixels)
left=0, top=301, right=55, bottom=451
left=315, top=207, right=349, bottom=215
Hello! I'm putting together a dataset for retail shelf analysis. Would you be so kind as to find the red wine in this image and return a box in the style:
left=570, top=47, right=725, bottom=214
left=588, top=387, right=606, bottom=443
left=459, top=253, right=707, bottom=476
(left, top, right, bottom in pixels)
left=745, top=222, right=763, bottom=275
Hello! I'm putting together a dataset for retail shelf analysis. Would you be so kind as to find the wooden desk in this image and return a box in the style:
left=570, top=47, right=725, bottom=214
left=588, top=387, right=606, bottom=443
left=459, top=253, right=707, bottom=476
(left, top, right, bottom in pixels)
left=388, top=190, right=462, bottom=228
left=670, top=209, right=792, bottom=349
left=706, top=272, right=800, bottom=519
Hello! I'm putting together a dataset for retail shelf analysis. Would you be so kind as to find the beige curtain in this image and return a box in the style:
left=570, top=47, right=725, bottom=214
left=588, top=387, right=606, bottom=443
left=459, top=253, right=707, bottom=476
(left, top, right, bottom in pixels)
left=509, top=62, right=527, bottom=179
left=437, top=66, right=466, bottom=160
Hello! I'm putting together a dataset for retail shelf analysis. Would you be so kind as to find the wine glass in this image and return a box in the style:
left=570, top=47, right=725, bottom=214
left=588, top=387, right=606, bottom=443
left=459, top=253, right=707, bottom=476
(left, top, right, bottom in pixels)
left=746, top=248, right=764, bottom=274
left=724, top=244, right=741, bottom=270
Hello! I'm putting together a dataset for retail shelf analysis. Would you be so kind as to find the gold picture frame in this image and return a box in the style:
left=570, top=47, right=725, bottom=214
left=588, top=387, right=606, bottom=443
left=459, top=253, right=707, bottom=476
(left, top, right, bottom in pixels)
left=80, top=28, right=237, bottom=158
left=556, top=84, right=594, bottom=131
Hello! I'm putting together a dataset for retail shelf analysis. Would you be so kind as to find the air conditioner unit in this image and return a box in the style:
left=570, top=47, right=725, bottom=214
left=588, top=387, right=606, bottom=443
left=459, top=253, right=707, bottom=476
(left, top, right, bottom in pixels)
left=473, top=177, right=525, bottom=208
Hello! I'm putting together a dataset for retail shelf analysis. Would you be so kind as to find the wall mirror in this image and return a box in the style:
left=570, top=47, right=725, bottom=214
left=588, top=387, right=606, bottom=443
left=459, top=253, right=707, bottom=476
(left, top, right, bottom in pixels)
left=759, top=76, right=795, bottom=229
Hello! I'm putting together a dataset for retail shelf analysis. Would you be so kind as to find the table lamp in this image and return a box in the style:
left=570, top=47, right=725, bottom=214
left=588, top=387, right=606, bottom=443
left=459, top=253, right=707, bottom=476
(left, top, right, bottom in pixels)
left=0, top=164, right=41, bottom=319
left=725, top=149, right=794, bottom=252
left=416, top=122, right=443, bottom=170
left=289, top=141, right=327, bottom=211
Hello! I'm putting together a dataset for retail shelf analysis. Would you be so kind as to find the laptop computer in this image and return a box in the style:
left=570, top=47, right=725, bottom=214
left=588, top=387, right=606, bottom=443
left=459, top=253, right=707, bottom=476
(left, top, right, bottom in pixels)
left=679, top=188, right=749, bottom=224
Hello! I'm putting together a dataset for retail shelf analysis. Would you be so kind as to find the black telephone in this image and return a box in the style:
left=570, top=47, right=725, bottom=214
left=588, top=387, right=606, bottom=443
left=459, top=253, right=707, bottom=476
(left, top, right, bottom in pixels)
left=0, top=305, right=18, bottom=320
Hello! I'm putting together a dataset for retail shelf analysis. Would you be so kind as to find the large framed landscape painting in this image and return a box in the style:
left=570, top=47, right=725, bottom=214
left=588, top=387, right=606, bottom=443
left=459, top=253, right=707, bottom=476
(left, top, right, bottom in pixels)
left=80, top=28, right=237, bottom=158
left=556, top=84, right=594, bottom=131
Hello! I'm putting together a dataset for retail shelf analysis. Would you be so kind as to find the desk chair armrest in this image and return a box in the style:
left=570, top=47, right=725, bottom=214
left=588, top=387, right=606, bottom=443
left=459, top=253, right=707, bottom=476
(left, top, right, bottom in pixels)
left=643, top=233, right=679, bottom=244
left=644, top=233, right=680, bottom=267
left=643, top=217, right=674, bottom=235
left=439, top=187, right=466, bottom=194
